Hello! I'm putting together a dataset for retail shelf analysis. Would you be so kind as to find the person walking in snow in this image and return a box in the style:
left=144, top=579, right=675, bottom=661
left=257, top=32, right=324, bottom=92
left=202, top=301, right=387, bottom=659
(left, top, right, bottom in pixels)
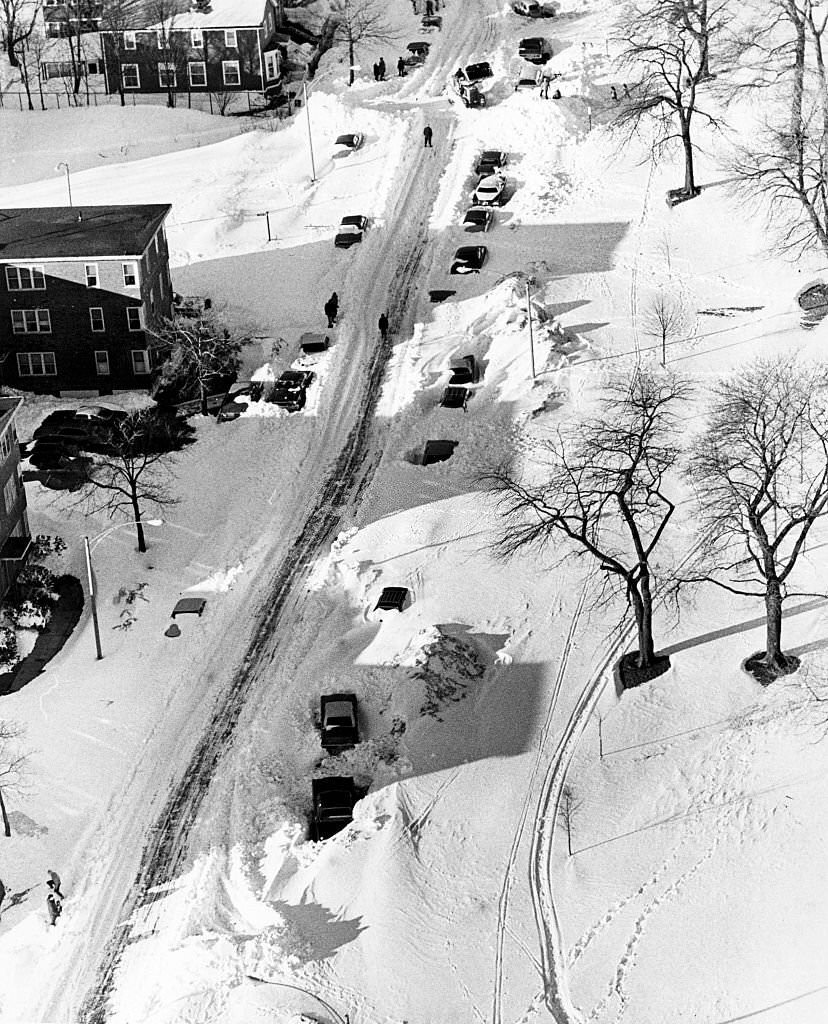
left=378, top=56, right=386, bottom=80
left=324, top=292, right=338, bottom=328
left=423, top=124, right=433, bottom=148
left=425, top=0, right=434, bottom=14
left=378, top=312, right=389, bottom=340
left=46, top=888, right=62, bottom=926
left=47, top=870, right=64, bottom=899
left=610, top=85, right=618, bottom=101
left=397, top=56, right=406, bottom=77
left=372, top=61, right=379, bottom=81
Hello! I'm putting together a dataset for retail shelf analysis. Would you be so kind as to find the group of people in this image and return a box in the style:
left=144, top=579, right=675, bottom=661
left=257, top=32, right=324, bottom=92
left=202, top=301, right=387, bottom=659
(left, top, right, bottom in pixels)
left=372, top=57, right=387, bottom=82
left=0, top=869, right=64, bottom=927
left=322, top=294, right=389, bottom=341
left=610, top=83, right=631, bottom=101
left=410, top=0, right=441, bottom=12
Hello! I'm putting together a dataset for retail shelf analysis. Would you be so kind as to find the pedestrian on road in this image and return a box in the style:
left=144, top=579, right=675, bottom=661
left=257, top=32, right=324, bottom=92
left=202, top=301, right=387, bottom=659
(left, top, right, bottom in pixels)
left=0, top=877, right=6, bottom=920
left=47, top=870, right=64, bottom=898
left=324, top=292, right=338, bottom=328
left=623, top=82, right=630, bottom=98
left=372, top=61, right=379, bottom=82
left=423, top=124, right=433, bottom=148
left=398, top=56, right=406, bottom=77
left=540, top=75, right=550, bottom=99
left=378, top=312, right=389, bottom=340
left=610, top=84, right=618, bottom=101
left=46, top=888, right=62, bottom=926
left=378, top=56, right=386, bottom=80
left=425, top=0, right=434, bottom=14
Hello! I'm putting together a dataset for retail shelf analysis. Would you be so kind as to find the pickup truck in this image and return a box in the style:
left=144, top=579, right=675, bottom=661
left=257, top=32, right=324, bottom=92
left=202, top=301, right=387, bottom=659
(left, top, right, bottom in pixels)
left=310, top=777, right=357, bottom=840
left=320, top=693, right=359, bottom=753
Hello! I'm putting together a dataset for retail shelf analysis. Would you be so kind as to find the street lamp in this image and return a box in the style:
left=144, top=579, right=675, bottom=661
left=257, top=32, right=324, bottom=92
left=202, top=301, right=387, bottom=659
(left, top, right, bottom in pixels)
left=301, top=66, right=345, bottom=183
left=256, top=210, right=273, bottom=242
left=56, top=162, right=73, bottom=207
left=525, top=275, right=537, bottom=380
left=84, top=519, right=163, bottom=660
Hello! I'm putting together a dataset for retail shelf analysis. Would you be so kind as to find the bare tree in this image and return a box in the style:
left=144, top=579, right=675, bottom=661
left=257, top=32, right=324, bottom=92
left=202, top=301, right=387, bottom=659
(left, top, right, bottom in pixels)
left=146, top=0, right=187, bottom=107
left=686, top=357, right=828, bottom=678
left=100, top=0, right=141, bottom=105
left=558, top=785, right=582, bottom=857
left=0, top=0, right=39, bottom=68
left=613, top=0, right=726, bottom=195
left=0, top=720, right=31, bottom=838
left=486, top=369, right=691, bottom=670
left=148, top=312, right=244, bottom=416
left=80, top=410, right=183, bottom=553
left=641, top=290, right=690, bottom=364
left=328, top=0, right=398, bottom=86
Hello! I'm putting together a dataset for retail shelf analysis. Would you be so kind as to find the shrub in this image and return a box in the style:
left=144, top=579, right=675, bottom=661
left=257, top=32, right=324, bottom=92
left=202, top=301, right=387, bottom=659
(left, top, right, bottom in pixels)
left=0, top=625, right=18, bottom=669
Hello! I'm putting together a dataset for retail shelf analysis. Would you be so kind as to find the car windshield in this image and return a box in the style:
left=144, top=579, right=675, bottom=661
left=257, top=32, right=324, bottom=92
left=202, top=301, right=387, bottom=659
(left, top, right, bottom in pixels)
left=325, top=701, right=354, bottom=719
left=466, top=210, right=486, bottom=222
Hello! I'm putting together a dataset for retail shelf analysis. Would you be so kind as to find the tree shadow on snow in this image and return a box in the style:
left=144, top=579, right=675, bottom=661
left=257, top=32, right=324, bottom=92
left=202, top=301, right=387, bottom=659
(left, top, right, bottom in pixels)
left=269, top=897, right=366, bottom=959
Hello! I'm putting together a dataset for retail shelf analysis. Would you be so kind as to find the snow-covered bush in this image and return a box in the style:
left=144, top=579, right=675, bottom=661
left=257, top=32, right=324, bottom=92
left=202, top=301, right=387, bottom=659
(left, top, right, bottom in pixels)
left=0, top=625, right=19, bottom=671
left=5, top=564, right=59, bottom=631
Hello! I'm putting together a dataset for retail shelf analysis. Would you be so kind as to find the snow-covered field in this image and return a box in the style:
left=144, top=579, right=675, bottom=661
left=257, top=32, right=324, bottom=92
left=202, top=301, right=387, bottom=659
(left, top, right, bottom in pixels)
left=1, top=1, right=828, bottom=1023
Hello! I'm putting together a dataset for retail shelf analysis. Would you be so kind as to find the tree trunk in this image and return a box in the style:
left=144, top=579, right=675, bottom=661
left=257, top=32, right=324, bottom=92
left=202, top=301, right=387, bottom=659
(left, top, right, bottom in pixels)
left=791, top=15, right=806, bottom=144
left=132, top=495, right=147, bottom=553
left=0, top=788, right=10, bottom=837
left=348, top=35, right=355, bottom=86
left=681, top=117, right=695, bottom=192
left=630, top=574, right=656, bottom=668
left=7, top=38, right=19, bottom=68
left=199, top=379, right=208, bottom=417
left=763, top=577, right=786, bottom=669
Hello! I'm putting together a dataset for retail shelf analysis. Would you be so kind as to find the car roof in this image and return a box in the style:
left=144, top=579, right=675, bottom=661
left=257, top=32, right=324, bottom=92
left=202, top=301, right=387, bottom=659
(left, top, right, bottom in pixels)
left=456, top=245, right=483, bottom=255
left=522, top=36, right=544, bottom=44
left=340, top=215, right=366, bottom=226
left=464, top=206, right=490, bottom=216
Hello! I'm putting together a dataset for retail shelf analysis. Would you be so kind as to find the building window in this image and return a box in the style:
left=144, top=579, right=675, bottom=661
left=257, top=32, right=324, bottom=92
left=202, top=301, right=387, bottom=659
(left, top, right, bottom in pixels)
left=89, top=307, right=105, bottom=332
left=187, top=60, right=207, bottom=87
left=17, top=352, right=57, bottom=376
left=122, top=63, right=139, bottom=88
left=0, top=427, right=15, bottom=461
left=84, top=263, right=98, bottom=288
left=264, top=50, right=279, bottom=81
left=6, top=265, right=45, bottom=291
left=123, top=30, right=136, bottom=50
left=122, top=261, right=138, bottom=287
left=11, top=309, right=51, bottom=334
left=191, top=28, right=202, bottom=47
left=222, top=60, right=240, bottom=86
left=131, top=350, right=150, bottom=375
left=126, top=306, right=143, bottom=331
left=94, top=350, right=110, bottom=376
left=3, top=475, right=17, bottom=515
left=159, top=66, right=177, bottom=88
left=224, top=29, right=237, bottom=48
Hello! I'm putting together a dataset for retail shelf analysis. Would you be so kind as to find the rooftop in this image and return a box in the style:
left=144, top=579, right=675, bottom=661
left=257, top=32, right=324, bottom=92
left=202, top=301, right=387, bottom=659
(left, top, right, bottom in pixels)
left=148, top=0, right=268, bottom=30
left=0, top=205, right=172, bottom=259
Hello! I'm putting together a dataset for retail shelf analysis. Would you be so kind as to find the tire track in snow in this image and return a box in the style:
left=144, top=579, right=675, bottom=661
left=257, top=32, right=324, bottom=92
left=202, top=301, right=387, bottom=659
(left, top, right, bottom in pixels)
left=491, top=583, right=589, bottom=1024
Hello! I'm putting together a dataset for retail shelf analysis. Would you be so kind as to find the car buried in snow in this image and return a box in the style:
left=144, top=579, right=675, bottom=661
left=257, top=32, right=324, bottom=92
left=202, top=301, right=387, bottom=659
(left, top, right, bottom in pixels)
left=455, top=61, right=494, bottom=87
left=450, top=245, right=488, bottom=274
left=519, top=37, right=553, bottom=63
left=320, top=693, right=359, bottom=753
left=334, top=215, right=369, bottom=248
left=272, top=369, right=314, bottom=412
left=334, top=132, right=364, bottom=154
left=310, top=776, right=357, bottom=840
left=472, top=173, right=507, bottom=206
left=462, top=206, right=494, bottom=232
left=475, top=150, right=509, bottom=175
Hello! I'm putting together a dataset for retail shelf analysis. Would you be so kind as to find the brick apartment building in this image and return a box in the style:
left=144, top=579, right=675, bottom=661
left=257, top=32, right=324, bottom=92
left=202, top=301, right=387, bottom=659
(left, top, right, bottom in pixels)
left=0, top=205, right=173, bottom=396
left=0, top=398, right=31, bottom=603
left=100, top=0, right=284, bottom=98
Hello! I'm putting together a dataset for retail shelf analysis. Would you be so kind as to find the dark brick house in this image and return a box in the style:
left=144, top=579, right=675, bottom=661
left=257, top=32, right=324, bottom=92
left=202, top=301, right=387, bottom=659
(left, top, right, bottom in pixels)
left=0, top=397, right=31, bottom=603
left=100, top=0, right=284, bottom=98
left=0, top=205, right=173, bottom=396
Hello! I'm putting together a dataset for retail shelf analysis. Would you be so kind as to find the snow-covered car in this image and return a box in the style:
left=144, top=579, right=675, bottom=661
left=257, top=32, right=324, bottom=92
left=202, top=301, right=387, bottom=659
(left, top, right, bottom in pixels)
left=448, top=355, right=478, bottom=385
left=334, top=132, right=364, bottom=153
left=405, top=40, right=430, bottom=66
left=463, top=207, right=494, bottom=232
left=513, top=0, right=554, bottom=15
left=334, top=215, right=368, bottom=248
left=272, top=369, right=314, bottom=412
left=457, top=82, right=486, bottom=107
left=320, top=693, right=359, bottom=753
left=515, top=67, right=543, bottom=90
left=450, top=245, right=488, bottom=274
left=475, top=150, right=509, bottom=175
left=421, top=13, right=441, bottom=29
left=519, top=37, right=553, bottom=63
left=472, top=173, right=507, bottom=206
left=310, top=776, right=357, bottom=840
left=455, top=61, right=494, bottom=86
left=299, top=332, right=331, bottom=354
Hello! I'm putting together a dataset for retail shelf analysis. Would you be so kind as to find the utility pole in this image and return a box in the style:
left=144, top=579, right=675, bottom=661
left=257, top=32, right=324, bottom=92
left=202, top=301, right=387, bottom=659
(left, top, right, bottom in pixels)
left=57, top=162, right=73, bottom=207
left=526, top=278, right=536, bottom=380
left=83, top=536, right=103, bottom=660
left=303, top=80, right=317, bottom=181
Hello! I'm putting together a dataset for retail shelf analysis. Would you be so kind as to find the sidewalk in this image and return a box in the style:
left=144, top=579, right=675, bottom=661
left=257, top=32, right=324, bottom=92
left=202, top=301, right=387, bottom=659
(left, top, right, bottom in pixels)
left=0, top=576, right=84, bottom=696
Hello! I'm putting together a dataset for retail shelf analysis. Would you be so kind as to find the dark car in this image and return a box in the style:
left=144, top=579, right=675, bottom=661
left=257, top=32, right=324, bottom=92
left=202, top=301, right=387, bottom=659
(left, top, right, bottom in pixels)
left=463, top=207, right=493, bottom=232
left=334, top=132, right=364, bottom=152
left=311, top=776, right=357, bottom=840
left=334, top=214, right=368, bottom=248
left=28, top=441, right=85, bottom=471
left=406, top=40, right=430, bottom=66
left=320, top=693, right=359, bottom=753
left=421, top=13, right=442, bottom=29
left=457, top=61, right=494, bottom=85
left=272, top=369, right=314, bottom=412
left=513, top=0, right=553, bottom=15
left=448, top=355, right=477, bottom=385
left=299, top=332, right=331, bottom=354
left=519, top=37, right=552, bottom=63
left=459, top=82, right=486, bottom=108
left=450, top=245, right=488, bottom=274
left=440, top=386, right=470, bottom=409
left=475, top=150, right=509, bottom=175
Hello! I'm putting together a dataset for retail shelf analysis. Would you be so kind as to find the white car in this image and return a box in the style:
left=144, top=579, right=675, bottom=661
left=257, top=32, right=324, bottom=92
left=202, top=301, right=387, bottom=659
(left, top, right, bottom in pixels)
left=472, top=173, right=506, bottom=206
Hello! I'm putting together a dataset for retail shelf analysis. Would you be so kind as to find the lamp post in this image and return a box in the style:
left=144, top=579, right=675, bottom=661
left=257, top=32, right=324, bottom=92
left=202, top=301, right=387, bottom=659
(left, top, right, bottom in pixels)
left=84, top=519, right=163, bottom=660
left=302, top=79, right=318, bottom=182
left=257, top=210, right=273, bottom=241
left=526, top=276, right=537, bottom=380
left=56, top=161, right=73, bottom=207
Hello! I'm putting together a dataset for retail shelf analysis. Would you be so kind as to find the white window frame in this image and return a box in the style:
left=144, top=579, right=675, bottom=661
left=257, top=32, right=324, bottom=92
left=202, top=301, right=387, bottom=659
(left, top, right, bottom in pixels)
left=5, top=265, right=45, bottom=291
left=158, top=66, right=177, bottom=88
left=122, top=261, right=138, bottom=287
left=123, top=30, right=136, bottom=50
left=191, top=28, right=203, bottom=47
left=224, top=29, right=237, bottom=48
left=264, top=50, right=278, bottom=82
left=126, top=306, right=143, bottom=331
left=89, top=306, right=105, bottom=332
left=122, top=63, right=140, bottom=88
left=131, top=349, right=150, bottom=375
left=11, top=309, right=51, bottom=334
left=188, top=60, right=207, bottom=87
left=84, top=262, right=98, bottom=288
left=94, top=350, right=110, bottom=376
left=17, top=352, right=57, bottom=376
left=222, top=59, right=240, bottom=86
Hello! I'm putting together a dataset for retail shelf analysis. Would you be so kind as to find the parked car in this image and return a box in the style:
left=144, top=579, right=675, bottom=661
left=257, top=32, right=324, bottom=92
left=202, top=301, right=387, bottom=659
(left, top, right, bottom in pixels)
left=440, top=386, right=470, bottom=410
left=310, top=777, right=357, bottom=841
left=519, top=37, right=553, bottom=63
left=405, top=40, right=430, bottom=66
left=450, top=246, right=488, bottom=274
left=462, top=207, right=494, bottom=233
left=515, top=67, right=543, bottom=90
left=28, top=441, right=86, bottom=471
left=421, top=13, right=441, bottom=29
left=475, top=150, right=509, bottom=175
left=456, top=61, right=494, bottom=85
left=334, top=214, right=369, bottom=248
left=472, top=173, right=507, bottom=206
left=320, top=694, right=359, bottom=753
left=458, top=82, right=486, bottom=108
left=272, top=369, right=314, bottom=412
left=513, top=0, right=554, bottom=16
left=173, top=293, right=212, bottom=318
left=334, top=132, right=364, bottom=153
left=448, top=355, right=478, bottom=385
left=216, top=383, right=262, bottom=422
left=299, top=332, right=331, bottom=354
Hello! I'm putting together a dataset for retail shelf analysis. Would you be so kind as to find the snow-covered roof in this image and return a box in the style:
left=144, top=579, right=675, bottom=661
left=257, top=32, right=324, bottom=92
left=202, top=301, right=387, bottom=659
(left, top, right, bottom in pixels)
left=149, top=0, right=268, bottom=31
left=40, top=32, right=102, bottom=60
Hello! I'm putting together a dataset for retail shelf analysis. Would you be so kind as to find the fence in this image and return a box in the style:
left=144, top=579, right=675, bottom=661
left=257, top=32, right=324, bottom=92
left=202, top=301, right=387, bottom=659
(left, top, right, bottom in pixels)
left=0, top=88, right=282, bottom=117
